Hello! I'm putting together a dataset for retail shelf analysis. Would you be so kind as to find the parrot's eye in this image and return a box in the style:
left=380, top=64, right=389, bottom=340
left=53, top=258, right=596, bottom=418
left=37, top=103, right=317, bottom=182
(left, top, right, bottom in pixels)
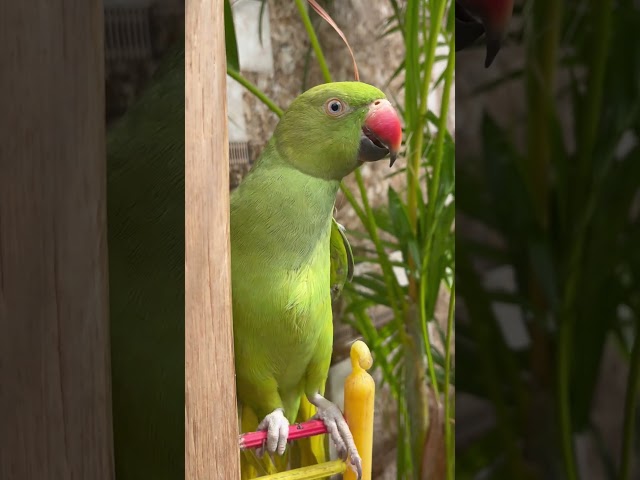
left=325, top=98, right=345, bottom=117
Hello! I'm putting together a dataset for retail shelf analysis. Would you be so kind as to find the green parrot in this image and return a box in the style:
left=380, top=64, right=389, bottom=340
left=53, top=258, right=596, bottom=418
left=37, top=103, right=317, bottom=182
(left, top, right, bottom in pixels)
left=106, top=44, right=402, bottom=480
left=231, top=82, right=401, bottom=479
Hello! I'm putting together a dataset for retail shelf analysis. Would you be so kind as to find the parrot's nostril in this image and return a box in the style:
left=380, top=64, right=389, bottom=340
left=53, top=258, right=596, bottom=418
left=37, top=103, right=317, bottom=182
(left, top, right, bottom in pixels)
left=374, top=100, right=381, bottom=106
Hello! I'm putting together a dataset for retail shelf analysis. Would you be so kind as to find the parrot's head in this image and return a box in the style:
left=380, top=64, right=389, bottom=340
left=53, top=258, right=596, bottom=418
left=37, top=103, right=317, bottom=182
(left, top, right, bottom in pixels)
left=456, top=0, right=514, bottom=67
left=274, top=82, right=402, bottom=181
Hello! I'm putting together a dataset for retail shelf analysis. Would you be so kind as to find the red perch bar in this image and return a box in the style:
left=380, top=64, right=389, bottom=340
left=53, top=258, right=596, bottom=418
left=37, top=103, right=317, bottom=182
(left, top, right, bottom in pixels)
left=239, top=419, right=329, bottom=450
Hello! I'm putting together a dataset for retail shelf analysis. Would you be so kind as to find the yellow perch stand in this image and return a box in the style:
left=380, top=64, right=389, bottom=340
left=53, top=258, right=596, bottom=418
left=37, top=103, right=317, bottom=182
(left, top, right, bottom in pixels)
left=343, top=341, right=375, bottom=480
left=259, top=341, right=375, bottom=480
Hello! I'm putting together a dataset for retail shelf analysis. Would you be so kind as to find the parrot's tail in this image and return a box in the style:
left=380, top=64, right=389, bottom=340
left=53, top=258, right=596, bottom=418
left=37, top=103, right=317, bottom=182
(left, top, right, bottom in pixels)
left=239, top=398, right=330, bottom=479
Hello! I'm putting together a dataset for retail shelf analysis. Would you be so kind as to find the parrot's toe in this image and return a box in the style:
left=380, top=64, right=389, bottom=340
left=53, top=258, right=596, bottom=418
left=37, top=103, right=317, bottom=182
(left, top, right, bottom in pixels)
left=349, top=453, right=363, bottom=480
left=257, top=408, right=289, bottom=456
left=320, top=414, right=347, bottom=457
left=309, top=393, right=362, bottom=479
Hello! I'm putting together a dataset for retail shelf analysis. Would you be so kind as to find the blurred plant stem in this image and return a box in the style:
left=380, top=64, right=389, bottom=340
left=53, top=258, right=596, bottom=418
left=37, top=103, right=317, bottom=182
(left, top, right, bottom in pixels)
left=406, top=0, right=446, bottom=232
left=554, top=0, right=612, bottom=479
left=444, top=283, right=455, bottom=480
left=420, top=21, right=454, bottom=401
left=227, top=67, right=284, bottom=117
left=620, top=328, right=640, bottom=480
left=523, top=0, right=567, bottom=477
left=294, top=0, right=332, bottom=83
left=524, top=0, right=562, bottom=230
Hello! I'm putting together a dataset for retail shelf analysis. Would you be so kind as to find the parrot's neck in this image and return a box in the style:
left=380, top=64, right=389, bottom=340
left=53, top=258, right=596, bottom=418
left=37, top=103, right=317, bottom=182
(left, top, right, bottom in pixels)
left=230, top=142, right=340, bottom=269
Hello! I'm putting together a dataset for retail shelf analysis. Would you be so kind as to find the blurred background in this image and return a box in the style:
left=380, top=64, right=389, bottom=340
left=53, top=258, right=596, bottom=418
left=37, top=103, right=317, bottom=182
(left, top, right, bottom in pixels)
left=457, top=1, right=640, bottom=479
left=105, top=0, right=455, bottom=478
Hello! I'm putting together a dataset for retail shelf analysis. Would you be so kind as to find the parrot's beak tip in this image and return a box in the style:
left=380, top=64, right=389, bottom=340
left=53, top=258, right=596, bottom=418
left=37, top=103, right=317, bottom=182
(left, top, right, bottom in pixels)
left=484, top=36, right=502, bottom=67
left=362, top=98, right=402, bottom=167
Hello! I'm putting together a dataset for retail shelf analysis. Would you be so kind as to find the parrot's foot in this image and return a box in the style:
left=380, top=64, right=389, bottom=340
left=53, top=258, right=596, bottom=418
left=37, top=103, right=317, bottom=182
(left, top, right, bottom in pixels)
left=309, top=393, right=362, bottom=480
left=257, top=408, right=289, bottom=456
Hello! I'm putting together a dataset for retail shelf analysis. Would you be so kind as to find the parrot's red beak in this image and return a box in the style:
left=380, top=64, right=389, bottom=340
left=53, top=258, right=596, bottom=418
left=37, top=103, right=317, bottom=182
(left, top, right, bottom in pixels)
left=360, top=99, right=402, bottom=167
left=456, top=0, right=514, bottom=67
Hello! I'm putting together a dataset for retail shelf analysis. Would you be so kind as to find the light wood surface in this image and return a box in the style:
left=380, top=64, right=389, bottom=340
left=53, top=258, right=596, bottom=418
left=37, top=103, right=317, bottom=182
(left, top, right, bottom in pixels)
left=185, top=0, right=241, bottom=478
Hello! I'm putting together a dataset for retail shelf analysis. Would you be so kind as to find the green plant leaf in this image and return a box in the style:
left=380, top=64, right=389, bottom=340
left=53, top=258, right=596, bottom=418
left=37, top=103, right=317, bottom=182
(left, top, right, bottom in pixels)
left=387, top=186, right=419, bottom=268
left=224, top=0, right=240, bottom=71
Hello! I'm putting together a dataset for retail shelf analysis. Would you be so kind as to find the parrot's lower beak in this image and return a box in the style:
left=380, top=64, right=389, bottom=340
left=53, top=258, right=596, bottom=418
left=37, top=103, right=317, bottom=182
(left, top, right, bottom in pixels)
left=359, top=99, right=402, bottom=167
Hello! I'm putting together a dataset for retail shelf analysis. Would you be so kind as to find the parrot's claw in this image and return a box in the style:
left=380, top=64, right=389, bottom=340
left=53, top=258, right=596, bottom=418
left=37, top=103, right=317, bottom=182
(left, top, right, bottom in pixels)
left=309, top=394, right=363, bottom=480
left=349, top=454, right=363, bottom=480
left=257, top=408, right=289, bottom=456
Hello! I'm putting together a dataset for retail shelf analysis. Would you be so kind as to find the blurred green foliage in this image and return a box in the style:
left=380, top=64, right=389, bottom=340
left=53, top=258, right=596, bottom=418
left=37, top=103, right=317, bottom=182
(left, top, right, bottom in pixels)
left=457, top=1, right=640, bottom=479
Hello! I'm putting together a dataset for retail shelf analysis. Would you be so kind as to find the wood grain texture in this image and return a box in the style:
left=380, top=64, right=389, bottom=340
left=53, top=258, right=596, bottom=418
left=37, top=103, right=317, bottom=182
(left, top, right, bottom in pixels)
left=185, top=0, right=241, bottom=479
left=0, top=1, right=114, bottom=479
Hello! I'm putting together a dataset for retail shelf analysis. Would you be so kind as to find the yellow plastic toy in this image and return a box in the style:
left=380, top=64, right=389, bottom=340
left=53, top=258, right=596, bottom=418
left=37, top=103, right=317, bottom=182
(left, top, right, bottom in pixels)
left=343, top=341, right=375, bottom=480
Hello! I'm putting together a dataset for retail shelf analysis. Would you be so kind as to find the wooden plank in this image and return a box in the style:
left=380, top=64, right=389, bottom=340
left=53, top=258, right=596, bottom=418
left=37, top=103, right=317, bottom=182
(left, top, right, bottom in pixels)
left=185, top=0, right=241, bottom=479
left=0, top=1, right=114, bottom=479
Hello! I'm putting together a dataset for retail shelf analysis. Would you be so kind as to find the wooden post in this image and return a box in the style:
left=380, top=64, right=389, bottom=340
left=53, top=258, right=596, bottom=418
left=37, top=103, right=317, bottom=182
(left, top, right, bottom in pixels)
left=185, top=0, right=241, bottom=479
left=0, top=1, right=114, bottom=480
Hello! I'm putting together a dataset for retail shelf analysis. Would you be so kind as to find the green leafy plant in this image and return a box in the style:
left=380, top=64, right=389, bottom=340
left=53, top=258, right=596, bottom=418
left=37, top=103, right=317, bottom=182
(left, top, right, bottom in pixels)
left=457, top=1, right=640, bottom=479
left=340, top=2, right=455, bottom=478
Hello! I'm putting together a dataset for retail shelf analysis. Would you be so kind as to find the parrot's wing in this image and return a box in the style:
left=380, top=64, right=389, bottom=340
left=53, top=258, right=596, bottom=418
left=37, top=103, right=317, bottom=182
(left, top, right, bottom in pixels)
left=330, top=217, right=354, bottom=301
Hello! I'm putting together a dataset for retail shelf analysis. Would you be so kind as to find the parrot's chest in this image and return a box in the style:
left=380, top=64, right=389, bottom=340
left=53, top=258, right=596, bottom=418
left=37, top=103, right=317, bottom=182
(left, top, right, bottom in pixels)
left=231, top=223, right=333, bottom=390
left=281, top=238, right=331, bottom=325
left=231, top=220, right=333, bottom=334
left=230, top=171, right=339, bottom=389
left=268, top=235, right=332, bottom=385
